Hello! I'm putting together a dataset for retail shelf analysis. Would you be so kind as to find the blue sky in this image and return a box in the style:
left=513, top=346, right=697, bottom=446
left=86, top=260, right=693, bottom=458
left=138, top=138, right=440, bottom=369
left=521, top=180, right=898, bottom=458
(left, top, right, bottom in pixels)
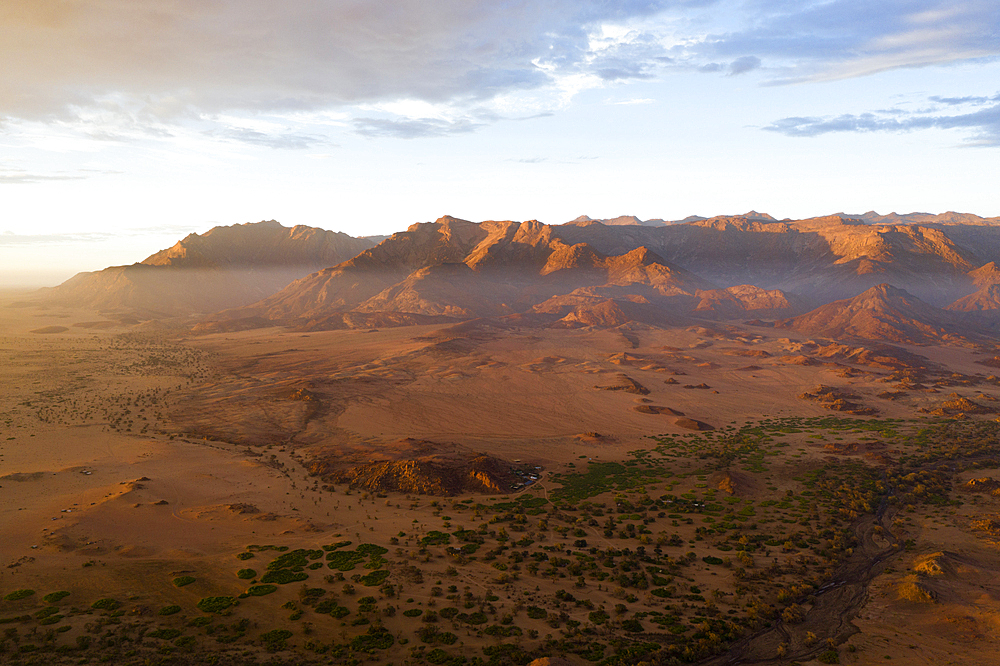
left=2, top=0, right=999, bottom=286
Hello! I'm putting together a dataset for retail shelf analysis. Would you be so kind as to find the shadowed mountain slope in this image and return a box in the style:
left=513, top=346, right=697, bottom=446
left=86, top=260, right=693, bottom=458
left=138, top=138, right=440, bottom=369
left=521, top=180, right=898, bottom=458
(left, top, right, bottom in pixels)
left=43, top=221, right=376, bottom=316
left=224, top=216, right=713, bottom=326
left=555, top=215, right=983, bottom=305
left=777, top=284, right=968, bottom=344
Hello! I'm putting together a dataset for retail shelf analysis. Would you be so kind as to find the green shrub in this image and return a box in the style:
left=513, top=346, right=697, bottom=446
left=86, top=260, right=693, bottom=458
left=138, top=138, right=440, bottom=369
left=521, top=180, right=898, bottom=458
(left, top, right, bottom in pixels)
left=261, top=629, right=293, bottom=652
left=266, top=549, right=310, bottom=571
left=172, top=576, right=196, bottom=587
left=159, top=605, right=182, bottom=616
left=247, top=585, right=278, bottom=597
left=589, top=610, right=610, bottom=625
left=91, top=598, right=121, bottom=611
left=261, top=570, right=308, bottom=585
left=356, top=544, right=388, bottom=556
left=174, top=636, right=196, bottom=648
left=439, top=607, right=459, bottom=620
left=817, top=649, right=840, bottom=664
left=526, top=606, right=547, bottom=619
left=326, top=551, right=365, bottom=571
left=484, top=625, right=522, bottom=637
left=42, top=591, right=70, bottom=604
left=236, top=569, right=257, bottom=580
left=331, top=605, right=350, bottom=619
left=403, top=608, right=423, bottom=617
left=427, top=648, right=452, bottom=664
left=456, top=611, right=487, bottom=625
left=420, top=531, right=451, bottom=546
left=148, top=628, right=182, bottom=640
left=3, top=590, right=34, bottom=601
left=196, top=597, right=236, bottom=613
left=236, top=552, right=255, bottom=560
left=359, top=570, right=390, bottom=586
left=622, top=619, right=644, bottom=632
left=38, top=615, right=64, bottom=625
left=350, top=625, right=394, bottom=651
left=187, top=616, right=211, bottom=627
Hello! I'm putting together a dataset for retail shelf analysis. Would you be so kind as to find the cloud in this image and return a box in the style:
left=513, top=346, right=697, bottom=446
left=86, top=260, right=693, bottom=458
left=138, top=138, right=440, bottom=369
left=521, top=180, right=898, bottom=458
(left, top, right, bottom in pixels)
left=0, top=0, right=676, bottom=122
left=0, top=172, right=87, bottom=184
left=0, top=167, right=121, bottom=184
left=764, top=95, right=1000, bottom=146
left=696, top=0, right=1000, bottom=83
left=0, top=224, right=198, bottom=245
left=608, top=98, right=654, bottom=105
left=1, top=0, right=998, bottom=146
left=728, top=55, right=761, bottom=75
left=206, top=127, right=332, bottom=149
left=351, top=117, right=481, bottom=139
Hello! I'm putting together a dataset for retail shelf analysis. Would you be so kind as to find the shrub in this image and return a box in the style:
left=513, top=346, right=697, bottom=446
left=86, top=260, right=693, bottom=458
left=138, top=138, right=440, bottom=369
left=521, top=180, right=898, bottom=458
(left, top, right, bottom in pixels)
left=484, top=625, right=522, bottom=637
left=350, top=625, right=394, bottom=651
left=236, top=552, right=255, bottom=560
left=356, top=543, right=388, bottom=556
left=589, top=610, right=610, bottom=625
left=427, top=648, right=452, bottom=664
left=174, top=636, right=196, bottom=648
left=420, top=531, right=451, bottom=546
left=159, top=605, right=182, bottom=616
left=403, top=608, right=423, bottom=617
left=622, top=619, right=644, bottom=632
left=148, top=628, right=182, bottom=640
left=172, top=576, right=196, bottom=587
left=526, top=606, right=547, bottom=619
left=456, top=611, right=487, bottom=625
left=236, top=569, right=257, bottom=580
left=326, top=551, right=365, bottom=571
left=42, top=591, right=70, bottom=604
left=265, top=567, right=302, bottom=583
left=267, top=550, right=310, bottom=571
left=261, top=629, right=293, bottom=652
left=817, top=649, right=840, bottom=664
left=91, top=598, right=121, bottom=611
left=247, top=585, right=278, bottom=597
left=197, top=597, right=236, bottom=613
left=3, top=590, right=34, bottom=601
left=330, top=605, right=350, bottom=619
left=359, top=570, right=390, bottom=586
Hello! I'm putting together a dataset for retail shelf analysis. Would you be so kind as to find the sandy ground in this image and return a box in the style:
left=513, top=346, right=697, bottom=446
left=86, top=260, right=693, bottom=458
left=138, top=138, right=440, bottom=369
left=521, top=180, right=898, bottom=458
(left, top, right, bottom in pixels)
left=4, top=292, right=1000, bottom=665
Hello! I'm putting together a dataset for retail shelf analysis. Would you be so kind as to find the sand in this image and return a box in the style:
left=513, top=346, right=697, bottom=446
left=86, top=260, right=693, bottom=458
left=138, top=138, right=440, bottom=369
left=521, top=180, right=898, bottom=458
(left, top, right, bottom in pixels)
left=4, top=293, right=1000, bottom=664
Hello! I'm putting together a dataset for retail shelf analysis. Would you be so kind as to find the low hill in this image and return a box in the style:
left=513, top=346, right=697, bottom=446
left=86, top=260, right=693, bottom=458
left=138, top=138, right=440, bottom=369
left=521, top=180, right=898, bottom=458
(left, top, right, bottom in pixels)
left=777, top=283, right=968, bottom=344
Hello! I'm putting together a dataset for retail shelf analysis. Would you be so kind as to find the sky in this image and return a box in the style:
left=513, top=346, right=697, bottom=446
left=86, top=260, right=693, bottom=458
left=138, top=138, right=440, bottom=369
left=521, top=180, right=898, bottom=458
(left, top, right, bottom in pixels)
left=2, top=0, right=999, bottom=287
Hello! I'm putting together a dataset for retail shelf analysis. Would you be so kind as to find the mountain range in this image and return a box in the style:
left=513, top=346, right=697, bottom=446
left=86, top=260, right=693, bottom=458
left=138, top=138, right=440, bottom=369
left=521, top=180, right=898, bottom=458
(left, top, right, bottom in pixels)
left=35, top=211, right=1000, bottom=345
left=41, top=220, right=377, bottom=316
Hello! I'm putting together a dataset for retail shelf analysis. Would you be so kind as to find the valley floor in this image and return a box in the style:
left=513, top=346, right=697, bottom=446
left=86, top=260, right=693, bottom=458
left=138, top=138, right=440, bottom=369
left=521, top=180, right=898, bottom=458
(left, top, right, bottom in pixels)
left=3, top=293, right=1000, bottom=666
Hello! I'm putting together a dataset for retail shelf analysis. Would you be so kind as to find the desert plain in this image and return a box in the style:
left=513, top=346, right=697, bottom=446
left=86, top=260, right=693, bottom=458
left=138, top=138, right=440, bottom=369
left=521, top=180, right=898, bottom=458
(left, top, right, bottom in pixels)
left=5, top=284, right=1000, bottom=666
